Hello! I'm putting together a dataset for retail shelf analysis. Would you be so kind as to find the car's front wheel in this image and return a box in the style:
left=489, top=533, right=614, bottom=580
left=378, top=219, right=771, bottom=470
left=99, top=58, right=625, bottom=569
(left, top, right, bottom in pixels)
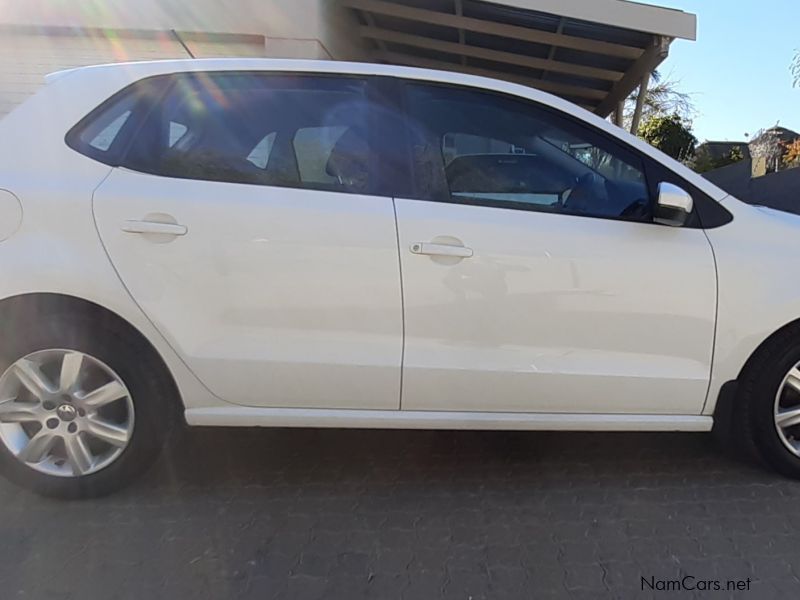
left=0, top=310, right=177, bottom=498
left=738, top=324, right=800, bottom=478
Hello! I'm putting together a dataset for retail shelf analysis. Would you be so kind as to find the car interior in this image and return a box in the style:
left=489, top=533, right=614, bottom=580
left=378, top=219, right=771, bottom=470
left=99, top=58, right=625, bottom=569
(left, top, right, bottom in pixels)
left=94, top=75, right=651, bottom=221
left=125, top=82, right=373, bottom=195
left=408, top=92, right=652, bottom=220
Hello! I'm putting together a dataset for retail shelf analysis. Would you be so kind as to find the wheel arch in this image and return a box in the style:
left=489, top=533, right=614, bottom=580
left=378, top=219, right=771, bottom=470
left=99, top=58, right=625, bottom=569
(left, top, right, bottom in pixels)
left=737, top=318, right=800, bottom=380
left=712, top=316, right=800, bottom=442
left=0, top=292, right=182, bottom=411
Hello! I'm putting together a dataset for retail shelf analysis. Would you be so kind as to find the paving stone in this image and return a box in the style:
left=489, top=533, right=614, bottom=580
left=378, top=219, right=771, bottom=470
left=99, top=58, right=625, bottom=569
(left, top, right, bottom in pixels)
left=2, top=429, right=798, bottom=599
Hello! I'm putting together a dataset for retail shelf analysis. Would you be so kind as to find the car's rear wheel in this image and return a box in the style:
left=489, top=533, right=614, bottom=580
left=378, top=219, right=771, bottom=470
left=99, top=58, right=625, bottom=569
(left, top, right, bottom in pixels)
left=738, top=324, right=800, bottom=478
left=0, top=311, right=177, bottom=498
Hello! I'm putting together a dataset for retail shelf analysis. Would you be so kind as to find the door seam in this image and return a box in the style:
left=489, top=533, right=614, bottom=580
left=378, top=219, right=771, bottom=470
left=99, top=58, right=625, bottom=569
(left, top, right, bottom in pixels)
left=392, top=197, right=406, bottom=410
left=90, top=167, right=222, bottom=402
left=700, top=228, right=721, bottom=415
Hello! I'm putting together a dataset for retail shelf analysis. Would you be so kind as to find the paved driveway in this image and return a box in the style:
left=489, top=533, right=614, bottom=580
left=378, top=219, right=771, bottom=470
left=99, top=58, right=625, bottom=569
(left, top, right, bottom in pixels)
left=0, top=428, right=797, bottom=599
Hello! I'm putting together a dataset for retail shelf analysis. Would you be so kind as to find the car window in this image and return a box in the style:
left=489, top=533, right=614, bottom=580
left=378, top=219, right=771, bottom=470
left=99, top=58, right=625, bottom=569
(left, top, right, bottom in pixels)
left=66, top=76, right=172, bottom=165
left=71, top=95, right=138, bottom=156
left=88, top=110, right=132, bottom=151
left=168, top=121, right=188, bottom=147
left=293, top=125, right=349, bottom=186
left=544, top=134, right=646, bottom=185
left=247, top=132, right=276, bottom=168
left=404, top=83, right=652, bottom=222
left=121, top=73, right=375, bottom=194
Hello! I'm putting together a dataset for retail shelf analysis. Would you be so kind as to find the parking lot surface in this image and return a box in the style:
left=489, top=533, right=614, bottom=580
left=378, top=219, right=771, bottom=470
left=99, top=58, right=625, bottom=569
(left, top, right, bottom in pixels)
left=1, top=427, right=798, bottom=599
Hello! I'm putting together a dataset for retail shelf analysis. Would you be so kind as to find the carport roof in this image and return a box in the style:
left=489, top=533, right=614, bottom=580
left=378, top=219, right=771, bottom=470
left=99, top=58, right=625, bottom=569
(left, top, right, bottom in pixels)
left=341, top=0, right=697, bottom=117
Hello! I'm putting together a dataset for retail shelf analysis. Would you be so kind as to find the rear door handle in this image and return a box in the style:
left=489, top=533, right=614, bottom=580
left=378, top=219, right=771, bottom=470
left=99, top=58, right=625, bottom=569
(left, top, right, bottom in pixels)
left=410, top=242, right=473, bottom=258
left=121, top=220, right=188, bottom=236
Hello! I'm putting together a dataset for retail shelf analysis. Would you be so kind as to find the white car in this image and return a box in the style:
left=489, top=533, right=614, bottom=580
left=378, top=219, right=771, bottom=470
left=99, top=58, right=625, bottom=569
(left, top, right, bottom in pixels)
left=0, top=59, right=798, bottom=497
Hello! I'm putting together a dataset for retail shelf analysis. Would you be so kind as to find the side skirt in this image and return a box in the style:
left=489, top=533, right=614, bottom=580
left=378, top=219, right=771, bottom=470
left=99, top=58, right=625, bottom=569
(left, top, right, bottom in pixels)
left=185, top=407, right=713, bottom=432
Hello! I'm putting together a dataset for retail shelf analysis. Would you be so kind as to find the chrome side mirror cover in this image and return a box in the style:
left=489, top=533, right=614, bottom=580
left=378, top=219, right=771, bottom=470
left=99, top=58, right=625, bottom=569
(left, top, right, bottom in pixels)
left=654, top=182, right=694, bottom=227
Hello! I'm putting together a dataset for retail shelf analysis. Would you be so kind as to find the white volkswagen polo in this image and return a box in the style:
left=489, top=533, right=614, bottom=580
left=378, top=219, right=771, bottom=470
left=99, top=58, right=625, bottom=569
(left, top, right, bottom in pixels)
left=0, top=59, right=798, bottom=497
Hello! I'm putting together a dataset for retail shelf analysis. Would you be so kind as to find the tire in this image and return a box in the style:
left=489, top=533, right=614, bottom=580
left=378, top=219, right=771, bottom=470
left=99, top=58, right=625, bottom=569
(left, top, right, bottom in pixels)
left=737, top=323, right=800, bottom=479
left=0, top=308, right=178, bottom=498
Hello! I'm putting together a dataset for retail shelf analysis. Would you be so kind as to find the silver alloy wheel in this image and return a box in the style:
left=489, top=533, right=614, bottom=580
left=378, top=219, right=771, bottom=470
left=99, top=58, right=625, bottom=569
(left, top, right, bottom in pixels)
left=774, top=363, right=800, bottom=456
left=0, top=349, right=134, bottom=477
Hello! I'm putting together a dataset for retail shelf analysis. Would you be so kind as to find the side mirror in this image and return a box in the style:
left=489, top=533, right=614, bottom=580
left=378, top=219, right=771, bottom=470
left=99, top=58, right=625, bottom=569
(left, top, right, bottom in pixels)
left=654, top=182, right=694, bottom=227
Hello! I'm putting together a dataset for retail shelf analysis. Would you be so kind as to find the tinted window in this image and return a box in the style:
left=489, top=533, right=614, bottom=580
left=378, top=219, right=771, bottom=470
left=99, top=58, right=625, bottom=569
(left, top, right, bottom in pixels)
left=88, top=109, right=132, bottom=151
left=66, top=77, right=170, bottom=164
left=123, top=73, right=375, bottom=194
left=168, top=121, right=188, bottom=147
left=294, top=125, right=349, bottom=185
left=247, top=132, right=276, bottom=169
left=404, top=84, right=652, bottom=222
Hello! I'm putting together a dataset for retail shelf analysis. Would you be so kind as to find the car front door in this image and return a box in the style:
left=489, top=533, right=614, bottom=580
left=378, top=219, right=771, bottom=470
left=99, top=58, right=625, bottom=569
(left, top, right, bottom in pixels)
left=394, top=81, right=717, bottom=415
left=91, top=72, right=403, bottom=409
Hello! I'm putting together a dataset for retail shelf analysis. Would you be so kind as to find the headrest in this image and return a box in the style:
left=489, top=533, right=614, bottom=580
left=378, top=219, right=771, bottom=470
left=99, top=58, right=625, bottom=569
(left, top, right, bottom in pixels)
left=325, top=128, right=370, bottom=192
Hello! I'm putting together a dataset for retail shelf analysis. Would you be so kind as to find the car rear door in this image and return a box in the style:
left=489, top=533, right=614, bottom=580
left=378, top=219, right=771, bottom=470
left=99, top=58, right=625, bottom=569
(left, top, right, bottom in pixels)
left=393, top=80, right=717, bottom=415
left=89, top=72, right=403, bottom=409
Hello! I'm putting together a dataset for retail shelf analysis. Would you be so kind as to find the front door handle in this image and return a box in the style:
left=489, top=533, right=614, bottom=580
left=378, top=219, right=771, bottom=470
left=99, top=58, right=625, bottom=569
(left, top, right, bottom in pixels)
left=121, top=220, right=188, bottom=236
left=410, top=242, right=473, bottom=258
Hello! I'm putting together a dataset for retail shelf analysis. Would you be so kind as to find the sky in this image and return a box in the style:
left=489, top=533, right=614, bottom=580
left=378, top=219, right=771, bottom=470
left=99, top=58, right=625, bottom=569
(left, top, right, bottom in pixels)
left=639, top=0, right=799, bottom=142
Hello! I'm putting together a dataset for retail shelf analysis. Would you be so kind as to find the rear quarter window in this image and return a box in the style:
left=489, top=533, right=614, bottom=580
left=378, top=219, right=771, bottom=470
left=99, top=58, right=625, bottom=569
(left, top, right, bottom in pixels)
left=66, top=76, right=171, bottom=165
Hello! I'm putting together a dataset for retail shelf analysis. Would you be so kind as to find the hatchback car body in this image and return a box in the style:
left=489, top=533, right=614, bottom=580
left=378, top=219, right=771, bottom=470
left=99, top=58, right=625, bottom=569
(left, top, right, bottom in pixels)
left=1, top=59, right=800, bottom=497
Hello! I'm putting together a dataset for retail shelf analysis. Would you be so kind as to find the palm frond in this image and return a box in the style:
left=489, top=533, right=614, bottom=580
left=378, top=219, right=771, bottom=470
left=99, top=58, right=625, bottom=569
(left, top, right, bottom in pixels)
left=792, top=50, right=800, bottom=87
left=622, top=74, right=695, bottom=131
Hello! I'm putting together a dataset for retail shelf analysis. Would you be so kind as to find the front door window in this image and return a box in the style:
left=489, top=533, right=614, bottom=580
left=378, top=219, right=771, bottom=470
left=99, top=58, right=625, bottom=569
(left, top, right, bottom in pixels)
left=405, top=83, right=652, bottom=222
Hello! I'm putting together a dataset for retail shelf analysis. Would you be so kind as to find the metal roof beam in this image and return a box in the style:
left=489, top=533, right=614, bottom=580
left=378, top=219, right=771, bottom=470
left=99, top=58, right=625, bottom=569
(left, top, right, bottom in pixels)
left=359, top=25, right=625, bottom=82
left=493, top=0, right=696, bottom=41
left=375, top=49, right=605, bottom=103
left=594, top=35, right=669, bottom=117
left=454, top=0, right=467, bottom=66
left=341, top=0, right=644, bottom=59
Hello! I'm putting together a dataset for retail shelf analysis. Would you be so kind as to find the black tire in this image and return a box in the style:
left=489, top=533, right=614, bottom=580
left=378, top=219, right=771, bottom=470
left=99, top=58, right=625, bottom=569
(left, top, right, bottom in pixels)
left=0, top=308, right=178, bottom=498
left=737, top=323, right=800, bottom=479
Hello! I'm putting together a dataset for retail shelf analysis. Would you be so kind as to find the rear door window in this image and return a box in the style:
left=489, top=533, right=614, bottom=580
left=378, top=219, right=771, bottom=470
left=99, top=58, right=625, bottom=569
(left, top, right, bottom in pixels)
left=246, top=132, right=276, bottom=169
left=122, top=73, right=377, bottom=195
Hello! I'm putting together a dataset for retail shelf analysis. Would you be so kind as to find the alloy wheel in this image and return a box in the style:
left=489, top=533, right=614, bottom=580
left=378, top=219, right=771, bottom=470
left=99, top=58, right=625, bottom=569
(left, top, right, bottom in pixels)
left=0, top=349, right=134, bottom=477
left=774, top=363, right=800, bottom=457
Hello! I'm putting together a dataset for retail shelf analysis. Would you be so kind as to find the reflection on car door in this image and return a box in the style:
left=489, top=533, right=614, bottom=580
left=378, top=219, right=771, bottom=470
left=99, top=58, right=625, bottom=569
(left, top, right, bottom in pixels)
left=394, top=82, right=717, bottom=415
left=93, top=73, right=403, bottom=409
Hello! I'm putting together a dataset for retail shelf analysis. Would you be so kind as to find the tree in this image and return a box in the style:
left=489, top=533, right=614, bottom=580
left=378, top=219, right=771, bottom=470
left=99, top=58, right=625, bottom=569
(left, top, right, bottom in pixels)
left=692, top=145, right=746, bottom=173
left=792, top=50, right=800, bottom=87
left=784, top=138, right=800, bottom=169
left=624, top=71, right=695, bottom=130
left=637, top=113, right=697, bottom=161
left=728, top=146, right=745, bottom=163
left=749, top=128, right=786, bottom=174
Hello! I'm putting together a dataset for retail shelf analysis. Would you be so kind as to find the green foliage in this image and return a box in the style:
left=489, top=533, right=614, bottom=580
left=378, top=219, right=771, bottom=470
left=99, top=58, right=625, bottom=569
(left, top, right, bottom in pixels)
left=692, top=145, right=746, bottom=173
left=637, top=113, right=697, bottom=162
left=623, top=72, right=695, bottom=130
